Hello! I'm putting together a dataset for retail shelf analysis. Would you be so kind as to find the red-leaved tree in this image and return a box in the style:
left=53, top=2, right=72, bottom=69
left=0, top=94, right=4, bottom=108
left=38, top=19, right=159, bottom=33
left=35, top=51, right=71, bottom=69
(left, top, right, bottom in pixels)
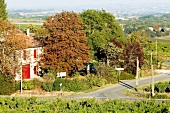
left=41, top=11, right=90, bottom=75
left=123, top=42, right=144, bottom=74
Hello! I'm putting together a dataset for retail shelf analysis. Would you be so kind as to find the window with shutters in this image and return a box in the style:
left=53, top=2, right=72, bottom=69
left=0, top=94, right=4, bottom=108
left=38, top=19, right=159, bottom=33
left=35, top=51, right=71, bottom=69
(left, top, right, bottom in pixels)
left=34, top=49, right=38, bottom=58
left=34, top=66, right=37, bottom=74
left=23, top=50, right=26, bottom=60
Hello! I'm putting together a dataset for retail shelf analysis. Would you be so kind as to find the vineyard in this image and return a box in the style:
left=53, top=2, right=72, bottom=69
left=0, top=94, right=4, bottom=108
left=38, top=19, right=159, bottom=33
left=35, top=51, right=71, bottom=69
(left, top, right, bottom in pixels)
left=0, top=97, right=170, bottom=112
left=125, top=80, right=170, bottom=99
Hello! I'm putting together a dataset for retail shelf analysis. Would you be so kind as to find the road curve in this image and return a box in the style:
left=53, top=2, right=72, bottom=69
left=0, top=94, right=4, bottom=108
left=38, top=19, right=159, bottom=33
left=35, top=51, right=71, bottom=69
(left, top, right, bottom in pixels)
left=68, top=70, right=170, bottom=100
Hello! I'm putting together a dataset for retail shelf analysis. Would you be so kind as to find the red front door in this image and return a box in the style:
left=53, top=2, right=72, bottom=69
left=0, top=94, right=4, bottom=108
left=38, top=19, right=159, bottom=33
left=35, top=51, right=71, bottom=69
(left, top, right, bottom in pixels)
left=22, top=64, right=30, bottom=79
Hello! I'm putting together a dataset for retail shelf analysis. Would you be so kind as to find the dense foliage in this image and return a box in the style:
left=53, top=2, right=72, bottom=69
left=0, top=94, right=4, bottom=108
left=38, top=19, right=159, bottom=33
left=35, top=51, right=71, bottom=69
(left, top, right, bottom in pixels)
left=41, top=11, right=90, bottom=75
left=0, top=0, right=8, bottom=20
left=0, top=19, right=28, bottom=75
left=80, top=10, right=124, bottom=64
left=21, top=70, right=117, bottom=92
left=0, top=97, right=169, bottom=112
left=145, top=81, right=170, bottom=93
left=0, top=73, right=19, bottom=95
left=123, top=42, right=144, bottom=74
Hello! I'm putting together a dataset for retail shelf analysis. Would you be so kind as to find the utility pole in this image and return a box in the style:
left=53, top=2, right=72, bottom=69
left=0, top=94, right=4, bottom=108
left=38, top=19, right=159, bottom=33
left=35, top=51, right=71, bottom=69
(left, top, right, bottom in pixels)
left=151, top=65, right=155, bottom=97
left=150, top=52, right=154, bottom=97
left=21, top=74, right=22, bottom=94
left=156, top=40, right=158, bottom=68
left=136, top=57, right=139, bottom=87
left=150, top=52, right=152, bottom=65
left=21, top=52, right=23, bottom=94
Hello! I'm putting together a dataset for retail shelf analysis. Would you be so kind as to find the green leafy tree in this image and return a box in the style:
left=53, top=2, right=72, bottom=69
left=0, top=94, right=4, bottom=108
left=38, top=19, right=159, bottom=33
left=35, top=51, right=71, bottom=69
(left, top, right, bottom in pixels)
left=0, top=0, right=8, bottom=20
left=41, top=11, right=90, bottom=75
left=127, top=30, right=152, bottom=54
left=80, top=10, right=124, bottom=64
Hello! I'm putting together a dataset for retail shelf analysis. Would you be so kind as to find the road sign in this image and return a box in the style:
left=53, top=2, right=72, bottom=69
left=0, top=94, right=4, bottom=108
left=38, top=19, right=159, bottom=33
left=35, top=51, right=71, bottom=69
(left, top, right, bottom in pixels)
left=115, top=68, right=124, bottom=71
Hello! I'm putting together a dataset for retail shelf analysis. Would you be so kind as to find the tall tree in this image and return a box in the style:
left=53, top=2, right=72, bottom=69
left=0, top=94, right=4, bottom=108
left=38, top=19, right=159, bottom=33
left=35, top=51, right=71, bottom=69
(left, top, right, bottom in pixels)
left=41, top=11, right=90, bottom=75
left=0, top=19, right=28, bottom=75
left=80, top=10, right=124, bottom=64
left=0, top=0, right=8, bottom=20
left=123, top=42, right=144, bottom=74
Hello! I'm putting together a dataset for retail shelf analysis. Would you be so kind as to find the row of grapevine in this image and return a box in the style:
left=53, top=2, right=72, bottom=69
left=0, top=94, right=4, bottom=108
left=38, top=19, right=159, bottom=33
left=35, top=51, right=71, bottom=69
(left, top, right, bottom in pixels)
left=0, top=97, right=169, bottom=112
left=145, top=81, right=170, bottom=93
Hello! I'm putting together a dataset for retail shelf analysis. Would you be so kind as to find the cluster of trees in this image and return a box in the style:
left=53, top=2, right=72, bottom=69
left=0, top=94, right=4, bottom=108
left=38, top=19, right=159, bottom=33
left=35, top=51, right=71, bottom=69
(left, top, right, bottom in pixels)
left=3, top=0, right=163, bottom=79
left=39, top=10, right=149, bottom=76
left=1, top=0, right=149, bottom=78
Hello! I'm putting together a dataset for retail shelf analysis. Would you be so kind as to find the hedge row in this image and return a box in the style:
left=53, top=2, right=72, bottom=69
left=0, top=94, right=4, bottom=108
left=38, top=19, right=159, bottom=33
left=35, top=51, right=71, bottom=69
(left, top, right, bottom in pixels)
left=22, top=73, right=117, bottom=92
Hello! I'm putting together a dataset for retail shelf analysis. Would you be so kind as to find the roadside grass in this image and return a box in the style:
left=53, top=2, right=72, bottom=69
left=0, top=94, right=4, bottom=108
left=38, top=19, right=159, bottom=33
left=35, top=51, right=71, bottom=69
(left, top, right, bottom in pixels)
left=124, top=79, right=170, bottom=99
left=161, top=63, right=170, bottom=69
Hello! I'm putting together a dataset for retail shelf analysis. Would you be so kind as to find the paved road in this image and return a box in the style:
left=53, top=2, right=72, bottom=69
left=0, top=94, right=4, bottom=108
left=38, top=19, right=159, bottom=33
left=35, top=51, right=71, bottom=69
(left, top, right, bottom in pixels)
left=69, top=70, right=170, bottom=100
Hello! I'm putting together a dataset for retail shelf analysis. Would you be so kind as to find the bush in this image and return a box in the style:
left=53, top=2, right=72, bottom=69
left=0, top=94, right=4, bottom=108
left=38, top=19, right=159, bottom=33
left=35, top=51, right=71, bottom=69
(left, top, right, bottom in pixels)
left=0, top=73, right=17, bottom=95
left=22, top=80, right=35, bottom=90
left=96, top=65, right=117, bottom=84
left=43, top=73, right=55, bottom=82
left=120, top=72, right=135, bottom=80
left=15, top=81, right=21, bottom=91
left=144, top=85, right=151, bottom=92
left=86, top=74, right=105, bottom=87
left=155, top=82, right=168, bottom=93
left=52, top=74, right=105, bottom=92
left=33, top=78, right=42, bottom=89
left=42, top=82, right=53, bottom=92
left=144, top=81, right=170, bottom=93
left=53, top=78, right=66, bottom=91
left=66, top=78, right=87, bottom=92
left=42, top=73, right=55, bottom=92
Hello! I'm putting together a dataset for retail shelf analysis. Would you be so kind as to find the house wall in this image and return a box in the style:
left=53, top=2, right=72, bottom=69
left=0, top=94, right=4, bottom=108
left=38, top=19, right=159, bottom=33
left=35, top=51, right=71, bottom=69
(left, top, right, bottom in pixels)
left=15, top=46, right=42, bottom=80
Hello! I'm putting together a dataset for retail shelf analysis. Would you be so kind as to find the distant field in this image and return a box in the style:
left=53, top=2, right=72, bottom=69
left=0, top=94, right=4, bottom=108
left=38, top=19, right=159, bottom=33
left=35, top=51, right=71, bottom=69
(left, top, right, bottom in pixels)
left=9, top=18, right=44, bottom=30
left=14, top=24, right=42, bottom=30
left=9, top=18, right=44, bottom=23
left=151, top=35, right=170, bottom=42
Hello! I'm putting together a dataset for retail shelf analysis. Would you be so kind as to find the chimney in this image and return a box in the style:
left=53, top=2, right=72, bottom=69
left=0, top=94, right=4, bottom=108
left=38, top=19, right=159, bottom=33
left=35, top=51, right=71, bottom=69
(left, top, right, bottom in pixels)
left=27, top=28, right=30, bottom=37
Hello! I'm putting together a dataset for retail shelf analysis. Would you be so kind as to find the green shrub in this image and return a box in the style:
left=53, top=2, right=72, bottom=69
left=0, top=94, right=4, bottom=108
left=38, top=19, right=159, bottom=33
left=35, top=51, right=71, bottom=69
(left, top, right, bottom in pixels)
left=86, top=74, right=105, bottom=87
left=97, top=65, right=117, bottom=84
left=152, top=93, right=168, bottom=99
left=145, top=81, right=170, bottom=93
left=155, top=82, right=167, bottom=93
left=33, top=78, right=43, bottom=89
left=43, top=73, right=55, bottom=82
left=67, top=78, right=85, bottom=92
left=120, top=72, right=135, bottom=80
left=42, top=82, right=53, bottom=92
left=144, top=85, right=151, bottom=92
left=15, top=81, right=21, bottom=91
left=53, top=78, right=66, bottom=91
left=42, top=73, right=55, bottom=92
left=22, top=80, right=35, bottom=90
left=0, top=73, right=17, bottom=95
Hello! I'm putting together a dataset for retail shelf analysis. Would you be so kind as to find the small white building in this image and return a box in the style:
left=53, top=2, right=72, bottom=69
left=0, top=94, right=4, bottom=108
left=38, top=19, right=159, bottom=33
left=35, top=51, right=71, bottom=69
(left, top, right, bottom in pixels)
left=15, top=29, right=43, bottom=80
left=15, top=46, right=42, bottom=80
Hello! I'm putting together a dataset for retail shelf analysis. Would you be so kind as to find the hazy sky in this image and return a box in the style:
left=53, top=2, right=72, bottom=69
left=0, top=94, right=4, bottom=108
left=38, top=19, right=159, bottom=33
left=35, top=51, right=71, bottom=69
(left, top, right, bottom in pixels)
left=6, top=0, right=170, bottom=9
